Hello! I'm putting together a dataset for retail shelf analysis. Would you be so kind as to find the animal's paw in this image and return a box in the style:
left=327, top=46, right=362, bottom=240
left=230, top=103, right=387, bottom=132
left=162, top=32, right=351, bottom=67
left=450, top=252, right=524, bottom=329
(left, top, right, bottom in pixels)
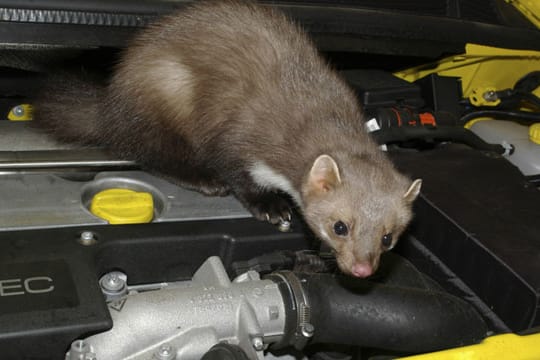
left=247, top=192, right=292, bottom=225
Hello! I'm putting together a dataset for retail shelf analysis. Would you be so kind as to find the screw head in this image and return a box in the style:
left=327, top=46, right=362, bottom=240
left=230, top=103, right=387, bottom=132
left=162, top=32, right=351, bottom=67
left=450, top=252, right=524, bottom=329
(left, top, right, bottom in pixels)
left=99, top=271, right=127, bottom=294
left=483, top=90, right=498, bottom=102
left=154, top=343, right=176, bottom=360
left=301, top=323, right=315, bottom=338
left=251, top=336, right=264, bottom=351
left=81, top=231, right=93, bottom=240
left=66, top=340, right=96, bottom=360
left=79, top=231, right=97, bottom=246
left=70, top=339, right=89, bottom=353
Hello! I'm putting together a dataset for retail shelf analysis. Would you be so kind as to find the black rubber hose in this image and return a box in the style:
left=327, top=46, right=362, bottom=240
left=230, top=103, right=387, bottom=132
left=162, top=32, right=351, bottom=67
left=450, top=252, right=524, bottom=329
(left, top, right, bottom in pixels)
left=201, top=343, right=250, bottom=360
left=300, top=273, right=488, bottom=353
left=460, top=110, right=540, bottom=124
left=371, top=126, right=508, bottom=154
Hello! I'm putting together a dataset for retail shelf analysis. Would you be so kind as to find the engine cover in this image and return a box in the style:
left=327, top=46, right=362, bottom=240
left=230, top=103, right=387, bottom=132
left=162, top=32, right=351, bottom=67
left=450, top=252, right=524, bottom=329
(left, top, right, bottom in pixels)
left=0, top=219, right=310, bottom=359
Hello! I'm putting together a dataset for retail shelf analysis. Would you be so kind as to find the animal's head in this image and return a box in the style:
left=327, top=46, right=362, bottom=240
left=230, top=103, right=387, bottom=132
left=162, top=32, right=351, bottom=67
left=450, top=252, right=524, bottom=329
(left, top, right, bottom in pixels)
left=301, top=154, right=422, bottom=278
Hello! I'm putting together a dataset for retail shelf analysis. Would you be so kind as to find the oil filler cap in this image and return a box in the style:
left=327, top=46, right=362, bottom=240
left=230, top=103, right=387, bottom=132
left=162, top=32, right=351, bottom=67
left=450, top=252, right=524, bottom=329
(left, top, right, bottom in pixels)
left=7, top=104, right=33, bottom=121
left=90, top=188, right=154, bottom=224
left=529, top=123, right=540, bottom=145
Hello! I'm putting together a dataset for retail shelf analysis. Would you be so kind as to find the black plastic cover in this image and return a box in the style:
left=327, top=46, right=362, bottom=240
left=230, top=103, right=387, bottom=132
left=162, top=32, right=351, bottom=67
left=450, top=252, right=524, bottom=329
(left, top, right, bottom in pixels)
left=343, top=70, right=424, bottom=110
left=0, top=218, right=311, bottom=359
left=415, top=74, right=463, bottom=124
left=391, top=145, right=540, bottom=332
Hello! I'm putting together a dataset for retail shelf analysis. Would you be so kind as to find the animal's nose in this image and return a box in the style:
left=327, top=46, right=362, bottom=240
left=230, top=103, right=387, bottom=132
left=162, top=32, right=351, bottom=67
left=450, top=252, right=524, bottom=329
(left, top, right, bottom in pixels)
left=351, top=263, right=373, bottom=278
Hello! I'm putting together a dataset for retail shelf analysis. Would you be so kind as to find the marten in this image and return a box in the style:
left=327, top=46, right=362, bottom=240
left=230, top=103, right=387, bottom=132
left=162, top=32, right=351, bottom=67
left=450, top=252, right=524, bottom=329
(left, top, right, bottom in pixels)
left=34, top=0, right=422, bottom=278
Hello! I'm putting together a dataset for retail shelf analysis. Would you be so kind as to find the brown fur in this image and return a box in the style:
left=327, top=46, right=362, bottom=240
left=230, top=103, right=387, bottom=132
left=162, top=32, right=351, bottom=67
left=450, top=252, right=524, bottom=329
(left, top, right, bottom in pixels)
left=34, top=0, right=421, bottom=277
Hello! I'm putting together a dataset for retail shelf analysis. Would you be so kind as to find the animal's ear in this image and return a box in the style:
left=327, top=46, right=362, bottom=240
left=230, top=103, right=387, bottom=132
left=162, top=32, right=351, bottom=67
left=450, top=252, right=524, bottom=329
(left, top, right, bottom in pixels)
left=307, top=154, right=342, bottom=194
left=403, top=179, right=422, bottom=203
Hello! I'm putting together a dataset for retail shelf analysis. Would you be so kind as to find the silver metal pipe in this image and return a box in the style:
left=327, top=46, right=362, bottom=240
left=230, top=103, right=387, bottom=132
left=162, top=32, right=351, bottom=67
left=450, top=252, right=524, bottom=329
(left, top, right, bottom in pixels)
left=0, top=150, right=137, bottom=169
left=81, top=257, right=287, bottom=360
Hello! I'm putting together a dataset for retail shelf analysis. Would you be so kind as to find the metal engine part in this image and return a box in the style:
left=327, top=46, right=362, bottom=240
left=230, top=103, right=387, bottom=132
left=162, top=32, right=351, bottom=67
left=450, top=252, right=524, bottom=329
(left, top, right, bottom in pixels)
left=69, top=254, right=488, bottom=360
left=78, top=257, right=287, bottom=360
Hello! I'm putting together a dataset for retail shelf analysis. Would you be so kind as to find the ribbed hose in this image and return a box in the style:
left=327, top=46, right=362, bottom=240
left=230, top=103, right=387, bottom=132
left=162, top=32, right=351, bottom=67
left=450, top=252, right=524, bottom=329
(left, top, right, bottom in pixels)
left=299, top=273, right=488, bottom=353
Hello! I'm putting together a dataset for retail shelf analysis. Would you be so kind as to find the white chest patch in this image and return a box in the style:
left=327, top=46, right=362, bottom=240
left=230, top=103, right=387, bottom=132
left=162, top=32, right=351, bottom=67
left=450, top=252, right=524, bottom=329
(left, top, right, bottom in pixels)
left=249, top=162, right=302, bottom=207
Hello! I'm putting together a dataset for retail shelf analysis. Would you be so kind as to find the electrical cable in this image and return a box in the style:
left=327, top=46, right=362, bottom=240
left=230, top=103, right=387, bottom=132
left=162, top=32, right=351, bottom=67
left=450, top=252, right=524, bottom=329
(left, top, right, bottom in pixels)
left=460, top=110, right=540, bottom=124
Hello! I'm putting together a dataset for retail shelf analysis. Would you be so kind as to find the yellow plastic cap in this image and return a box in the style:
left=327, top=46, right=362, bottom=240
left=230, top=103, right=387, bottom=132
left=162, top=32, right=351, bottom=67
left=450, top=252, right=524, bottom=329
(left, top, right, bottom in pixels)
left=529, top=123, right=540, bottom=145
left=8, top=104, right=33, bottom=121
left=90, top=188, right=154, bottom=224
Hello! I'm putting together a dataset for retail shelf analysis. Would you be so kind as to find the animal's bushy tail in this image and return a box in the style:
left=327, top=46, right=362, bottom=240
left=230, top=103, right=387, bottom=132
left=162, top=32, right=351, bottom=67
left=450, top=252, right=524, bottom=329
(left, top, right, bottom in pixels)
left=33, top=71, right=105, bottom=146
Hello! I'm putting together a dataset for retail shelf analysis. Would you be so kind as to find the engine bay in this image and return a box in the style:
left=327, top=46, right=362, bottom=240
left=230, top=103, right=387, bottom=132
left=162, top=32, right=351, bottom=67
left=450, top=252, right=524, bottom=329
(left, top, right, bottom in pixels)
left=0, top=1, right=539, bottom=359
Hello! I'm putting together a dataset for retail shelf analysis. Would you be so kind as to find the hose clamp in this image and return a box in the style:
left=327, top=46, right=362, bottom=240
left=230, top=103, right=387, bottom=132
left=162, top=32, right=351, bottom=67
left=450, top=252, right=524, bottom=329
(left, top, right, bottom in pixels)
left=268, top=271, right=313, bottom=350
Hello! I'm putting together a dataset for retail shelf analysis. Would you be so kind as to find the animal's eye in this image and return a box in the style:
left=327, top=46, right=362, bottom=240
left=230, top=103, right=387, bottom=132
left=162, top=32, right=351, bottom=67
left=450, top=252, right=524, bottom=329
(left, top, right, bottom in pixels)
left=381, top=233, right=393, bottom=247
left=333, top=221, right=348, bottom=236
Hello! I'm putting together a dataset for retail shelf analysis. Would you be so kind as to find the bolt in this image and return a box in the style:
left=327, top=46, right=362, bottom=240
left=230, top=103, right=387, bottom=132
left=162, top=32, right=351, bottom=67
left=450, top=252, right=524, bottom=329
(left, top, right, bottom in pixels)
left=71, top=339, right=89, bottom=353
left=483, top=90, right=498, bottom=102
left=79, top=231, right=97, bottom=246
left=100, top=271, right=127, bottom=293
left=66, top=340, right=96, bottom=360
left=251, top=336, right=264, bottom=351
left=81, top=231, right=94, bottom=241
left=154, top=343, right=176, bottom=360
left=301, top=323, right=315, bottom=338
